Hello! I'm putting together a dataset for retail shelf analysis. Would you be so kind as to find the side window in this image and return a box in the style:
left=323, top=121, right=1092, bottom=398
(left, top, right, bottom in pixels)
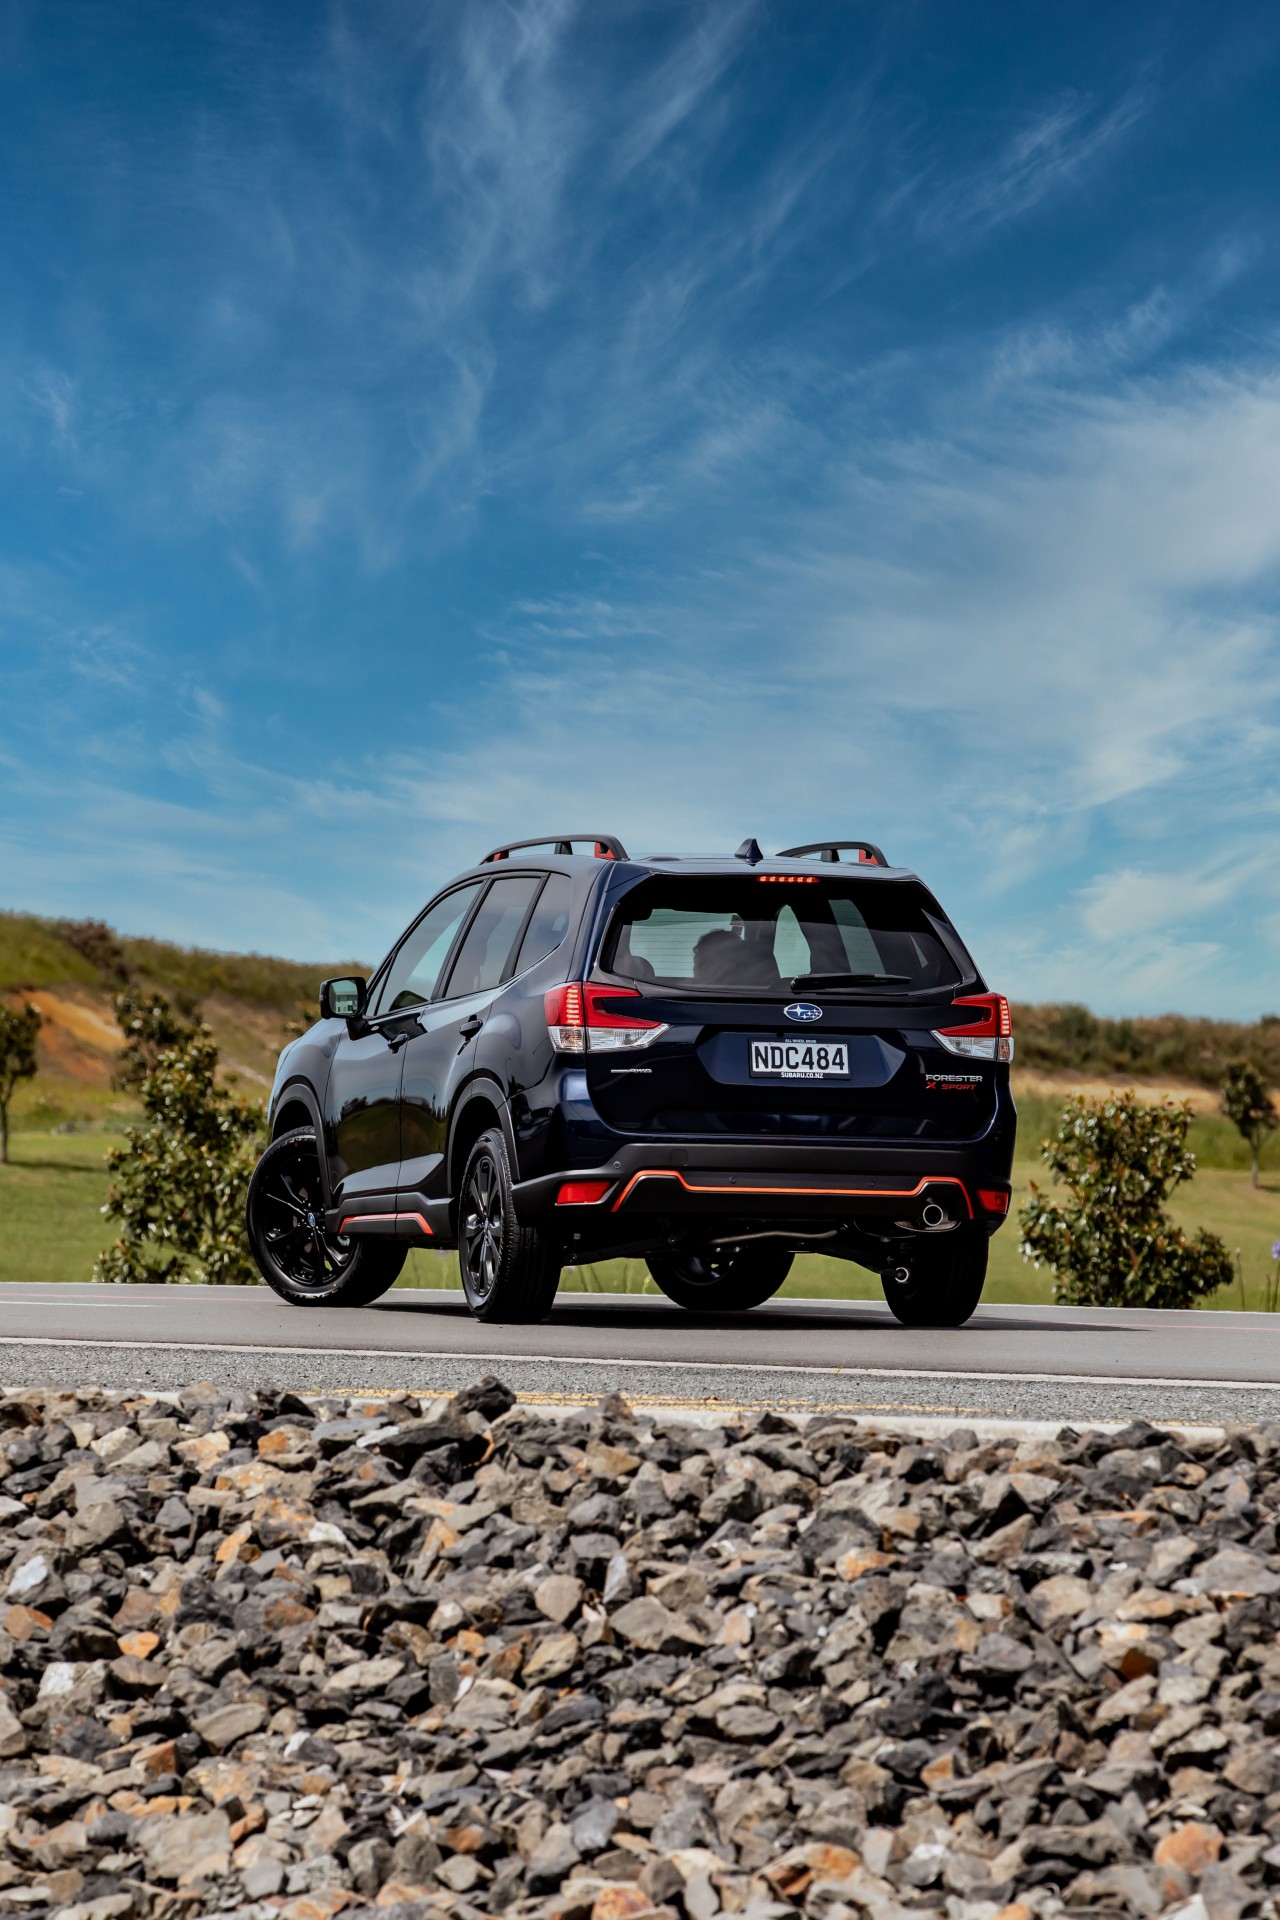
left=831, top=896, right=885, bottom=975
left=772, top=905, right=810, bottom=979
left=374, top=884, right=483, bottom=1015
left=514, top=874, right=572, bottom=973
left=442, top=876, right=543, bottom=999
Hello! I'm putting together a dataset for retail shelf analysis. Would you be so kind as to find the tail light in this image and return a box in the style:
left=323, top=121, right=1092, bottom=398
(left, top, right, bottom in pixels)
left=544, top=983, right=669, bottom=1054
left=933, top=993, right=1013, bottom=1062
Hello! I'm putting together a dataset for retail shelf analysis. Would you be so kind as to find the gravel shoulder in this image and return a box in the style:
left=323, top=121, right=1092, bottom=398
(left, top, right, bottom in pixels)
left=4, top=1379, right=1280, bottom=1919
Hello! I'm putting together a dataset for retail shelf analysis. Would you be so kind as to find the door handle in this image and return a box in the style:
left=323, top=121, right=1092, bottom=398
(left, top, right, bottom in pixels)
left=459, top=1015, right=485, bottom=1040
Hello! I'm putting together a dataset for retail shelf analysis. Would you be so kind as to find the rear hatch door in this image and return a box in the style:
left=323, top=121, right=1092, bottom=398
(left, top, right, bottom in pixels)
left=585, top=870, right=995, bottom=1142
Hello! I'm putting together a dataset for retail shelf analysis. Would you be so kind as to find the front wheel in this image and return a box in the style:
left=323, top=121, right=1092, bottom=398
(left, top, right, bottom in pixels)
left=246, top=1128, right=405, bottom=1307
left=458, top=1129, right=561, bottom=1323
left=880, top=1229, right=988, bottom=1327
left=646, top=1243, right=793, bottom=1312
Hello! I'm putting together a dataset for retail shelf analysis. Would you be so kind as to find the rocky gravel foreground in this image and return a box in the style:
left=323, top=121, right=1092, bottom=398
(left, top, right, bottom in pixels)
left=3, top=1387, right=1280, bottom=1920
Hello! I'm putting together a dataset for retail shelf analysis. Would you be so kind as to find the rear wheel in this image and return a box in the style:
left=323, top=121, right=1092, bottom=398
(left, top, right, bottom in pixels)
left=458, top=1129, right=561, bottom=1323
left=247, top=1127, right=405, bottom=1307
left=646, top=1243, right=793, bottom=1313
left=881, top=1230, right=987, bottom=1327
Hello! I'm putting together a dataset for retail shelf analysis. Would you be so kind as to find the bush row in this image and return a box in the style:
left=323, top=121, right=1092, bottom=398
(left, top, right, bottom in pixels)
left=1013, top=1002, right=1280, bottom=1090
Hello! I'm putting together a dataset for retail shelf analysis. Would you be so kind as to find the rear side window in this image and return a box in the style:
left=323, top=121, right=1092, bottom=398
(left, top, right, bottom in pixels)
left=603, top=877, right=962, bottom=993
left=514, top=874, right=572, bottom=973
left=443, top=876, right=543, bottom=998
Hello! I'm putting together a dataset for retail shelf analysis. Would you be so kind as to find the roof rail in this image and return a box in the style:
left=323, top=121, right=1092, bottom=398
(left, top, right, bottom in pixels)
left=776, top=839, right=889, bottom=867
left=481, top=834, right=629, bottom=864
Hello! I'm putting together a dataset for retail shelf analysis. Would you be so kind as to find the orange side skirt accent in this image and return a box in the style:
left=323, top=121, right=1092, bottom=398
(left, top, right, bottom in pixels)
left=338, top=1211, right=433, bottom=1236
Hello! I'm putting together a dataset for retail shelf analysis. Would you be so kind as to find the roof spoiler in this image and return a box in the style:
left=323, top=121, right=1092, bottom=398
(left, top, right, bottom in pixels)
left=776, top=840, right=889, bottom=867
left=482, top=834, right=628, bottom=863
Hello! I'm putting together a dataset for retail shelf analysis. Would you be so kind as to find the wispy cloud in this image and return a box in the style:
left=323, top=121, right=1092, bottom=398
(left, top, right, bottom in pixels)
left=912, top=85, right=1152, bottom=242
left=21, top=366, right=77, bottom=450
left=611, top=0, right=757, bottom=180
left=353, top=355, right=1280, bottom=1009
left=2, top=1, right=1277, bottom=1017
left=1081, top=860, right=1266, bottom=943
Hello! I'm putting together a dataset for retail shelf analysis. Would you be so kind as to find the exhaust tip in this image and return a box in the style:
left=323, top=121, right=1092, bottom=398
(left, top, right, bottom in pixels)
left=921, top=1201, right=946, bottom=1228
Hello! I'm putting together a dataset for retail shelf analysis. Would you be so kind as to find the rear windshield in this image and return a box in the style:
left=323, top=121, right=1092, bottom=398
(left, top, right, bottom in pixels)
left=601, top=876, right=965, bottom=994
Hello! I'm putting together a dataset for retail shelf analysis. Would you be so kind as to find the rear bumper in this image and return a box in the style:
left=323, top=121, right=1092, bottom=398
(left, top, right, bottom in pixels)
left=512, top=1133, right=1013, bottom=1253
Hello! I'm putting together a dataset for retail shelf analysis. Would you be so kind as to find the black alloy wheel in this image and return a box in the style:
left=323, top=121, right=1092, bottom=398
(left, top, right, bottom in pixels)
left=880, top=1227, right=988, bottom=1327
left=462, top=1149, right=504, bottom=1305
left=246, top=1127, right=405, bottom=1307
left=457, top=1128, right=561, bottom=1323
left=645, top=1242, right=793, bottom=1312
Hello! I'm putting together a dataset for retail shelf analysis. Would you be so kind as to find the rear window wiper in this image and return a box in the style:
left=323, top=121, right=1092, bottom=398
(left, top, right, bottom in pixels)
left=790, top=971, right=912, bottom=990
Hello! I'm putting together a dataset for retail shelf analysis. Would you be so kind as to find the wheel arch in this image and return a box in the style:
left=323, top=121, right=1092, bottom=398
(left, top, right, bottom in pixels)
left=447, top=1077, right=518, bottom=1224
left=269, top=1080, right=331, bottom=1202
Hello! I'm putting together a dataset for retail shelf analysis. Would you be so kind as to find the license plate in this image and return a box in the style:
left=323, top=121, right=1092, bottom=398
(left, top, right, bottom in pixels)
left=750, top=1038, right=849, bottom=1080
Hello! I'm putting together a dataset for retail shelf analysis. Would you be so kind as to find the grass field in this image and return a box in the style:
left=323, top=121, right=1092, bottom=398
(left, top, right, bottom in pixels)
left=3, top=1121, right=1276, bottom=1308
left=0, top=1134, right=130, bottom=1288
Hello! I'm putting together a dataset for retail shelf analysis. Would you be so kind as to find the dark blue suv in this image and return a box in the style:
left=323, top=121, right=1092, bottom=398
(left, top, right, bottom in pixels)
left=247, top=834, right=1016, bottom=1326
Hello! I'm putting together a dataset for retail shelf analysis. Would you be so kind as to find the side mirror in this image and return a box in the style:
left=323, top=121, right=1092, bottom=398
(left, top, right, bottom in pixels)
left=319, top=976, right=368, bottom=1025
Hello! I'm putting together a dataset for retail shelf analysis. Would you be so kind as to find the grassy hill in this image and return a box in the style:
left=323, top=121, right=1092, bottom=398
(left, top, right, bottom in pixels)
left=1014, top=1000, right=1280, bottom=1091
left=0, top=908, right=366, bottom=1127
left=0, top=909, right=358, bottom=1008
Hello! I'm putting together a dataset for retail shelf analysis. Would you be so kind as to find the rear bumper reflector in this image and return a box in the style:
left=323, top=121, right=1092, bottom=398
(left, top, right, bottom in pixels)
left=556, top=1181, right=613, bottom=1206
left=977, top=1189, right=1010, bottom=1214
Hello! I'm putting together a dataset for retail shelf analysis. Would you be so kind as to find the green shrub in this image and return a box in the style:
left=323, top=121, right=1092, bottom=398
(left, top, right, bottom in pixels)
left=55, top=918, right=128, bottom=982
left=1221, top=1059, right=1278, bottom=1190
left=94, top=991, right=264, bottom=1285
left=0, top=1000, right=40, bottom=1164
left=1019, top=1092, right=1233, bottom=1309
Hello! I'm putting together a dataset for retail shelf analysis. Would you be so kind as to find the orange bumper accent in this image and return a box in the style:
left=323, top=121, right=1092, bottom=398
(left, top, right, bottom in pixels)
left=610, top=1170, right=973, bottom=1218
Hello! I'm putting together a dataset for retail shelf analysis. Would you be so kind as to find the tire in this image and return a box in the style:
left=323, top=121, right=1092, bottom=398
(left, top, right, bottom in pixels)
left=246, top=1127, right=405, bottom=1307
left=458, top=1129, right=561, bottom=1323
left=645, top=1243, right=793, bottom=1313
left=880, top=1229, right=988, bottom=1327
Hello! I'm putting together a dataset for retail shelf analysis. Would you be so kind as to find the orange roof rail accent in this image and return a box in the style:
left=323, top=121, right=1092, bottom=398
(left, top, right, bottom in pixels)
left=777, top=840, right=889, bottom=866
left=481, top=834, right=628, bottom=863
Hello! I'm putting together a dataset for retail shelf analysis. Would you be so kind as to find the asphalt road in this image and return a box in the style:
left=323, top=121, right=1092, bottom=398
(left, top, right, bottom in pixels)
left=3, top=1282, right=1280, bottom=1427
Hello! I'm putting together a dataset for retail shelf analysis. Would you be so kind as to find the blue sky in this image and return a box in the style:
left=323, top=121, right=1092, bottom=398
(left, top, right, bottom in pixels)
left=2, top=1, right=1279, bottom=1016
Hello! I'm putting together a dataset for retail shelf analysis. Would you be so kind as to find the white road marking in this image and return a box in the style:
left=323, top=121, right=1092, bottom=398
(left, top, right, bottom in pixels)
left=0, top=1333, right=1276, bottom=1393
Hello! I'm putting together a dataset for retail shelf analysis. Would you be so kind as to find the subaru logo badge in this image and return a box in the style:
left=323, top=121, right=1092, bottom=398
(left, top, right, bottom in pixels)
left=784, top=1002, right=823, bottom=1023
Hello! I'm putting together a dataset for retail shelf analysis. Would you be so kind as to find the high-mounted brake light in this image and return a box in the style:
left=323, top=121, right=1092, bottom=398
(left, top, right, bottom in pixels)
left=933, top=993, right=1014, bottom=1062
left=544, top=983, right=669, bottom=1054
left=757, top=874, right=819, bottom=883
